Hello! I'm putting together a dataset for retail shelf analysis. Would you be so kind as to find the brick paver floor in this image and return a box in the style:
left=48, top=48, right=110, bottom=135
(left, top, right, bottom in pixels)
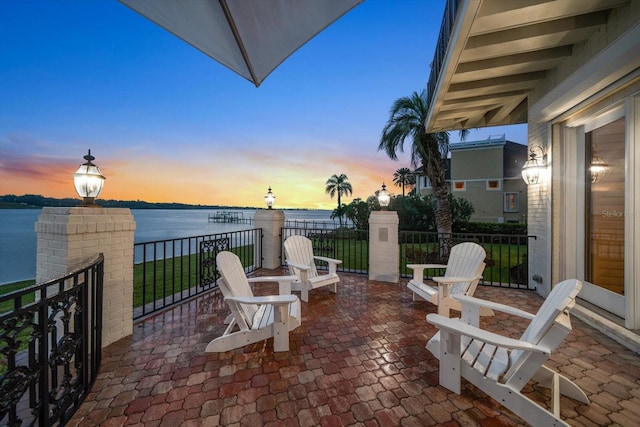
left=68, top=272, right=640, bottom=426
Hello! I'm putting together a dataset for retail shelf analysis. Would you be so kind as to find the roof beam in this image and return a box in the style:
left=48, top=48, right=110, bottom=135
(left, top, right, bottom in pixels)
left=453, top=46, right=572, bottom=83
left=461, top=11, right=609, bottom=62
left=446, top=71, right=546, bottom=99
left=473, top=0, right=628, bottom=35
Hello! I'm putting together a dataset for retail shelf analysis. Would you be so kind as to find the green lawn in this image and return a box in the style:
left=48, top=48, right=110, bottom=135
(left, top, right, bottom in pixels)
left=400, top=242, right=527, bottom=284
left=0, top=280, right=37, bottom=313
left=133, top=245, right=256, bottom=308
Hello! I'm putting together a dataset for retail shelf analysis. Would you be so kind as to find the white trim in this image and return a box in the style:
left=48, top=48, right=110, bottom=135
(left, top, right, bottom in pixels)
left=625, top=94, right=640, bottom=328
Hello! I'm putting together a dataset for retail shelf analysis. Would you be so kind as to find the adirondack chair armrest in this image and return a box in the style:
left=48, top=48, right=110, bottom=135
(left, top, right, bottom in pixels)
left=286, top=260, right=312, bottom=271
left=227, top=295, right=298, bottom=305
left=426, top=314, right=550, bottom=354
left=406, top=263, right=448, bottom=271
left=453, top=294, right=535, bottom=320
left=247, top=275, right=299, bottom=284
left=248, top=275, right=299, bottom=294
left=406, top=264, right=448, bottom=284
left=313, top=256, right=342, bottom=265
left=433, top=275, right=482, bottom=284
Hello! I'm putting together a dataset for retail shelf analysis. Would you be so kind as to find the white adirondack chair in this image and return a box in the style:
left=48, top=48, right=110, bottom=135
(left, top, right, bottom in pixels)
left=407, top=242, right=491, bottom=317
left=205, top=251, right=301, bottom=353
left=283, top=235, right=342, bottom=303
left=426, top=279, right=588, bottom=427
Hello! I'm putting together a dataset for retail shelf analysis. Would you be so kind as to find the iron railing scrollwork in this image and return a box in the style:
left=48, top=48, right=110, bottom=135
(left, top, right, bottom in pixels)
left=0, top=254, right=104, bottom=426
left=134, top=229, right=262, bottom=320
left=200, top=238, right=230, bottom=287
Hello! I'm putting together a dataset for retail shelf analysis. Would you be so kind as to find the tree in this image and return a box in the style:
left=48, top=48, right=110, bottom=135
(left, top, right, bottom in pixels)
left=344, top=198, right=371, bottom=230
left=330, top=203, right=348, bottom=226
left=379, top=90, right=468, bottom=253
left=393, top=167, right=415, bottom=197
left=325, top=173, right=353, bottom=226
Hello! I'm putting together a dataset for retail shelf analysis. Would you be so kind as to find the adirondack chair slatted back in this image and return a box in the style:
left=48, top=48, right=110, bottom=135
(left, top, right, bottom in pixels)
left=503, top=279, right=582, bottom=383
left=444, top=242, right=486, bottom=295
left=216, top=251, right=259, bottom=329
left=284, top=236, right=319, bottom=279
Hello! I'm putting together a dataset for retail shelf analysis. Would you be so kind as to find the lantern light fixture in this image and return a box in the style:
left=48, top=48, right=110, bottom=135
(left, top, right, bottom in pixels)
left=590, top=146, right=608, bottom=184
left=264, top=186, right=275, bottom=209
left=73, top=149, right=106, bottom=207
left=377, top=183, right=390, bottom=210
left=521, top=145, right=547, bottom=185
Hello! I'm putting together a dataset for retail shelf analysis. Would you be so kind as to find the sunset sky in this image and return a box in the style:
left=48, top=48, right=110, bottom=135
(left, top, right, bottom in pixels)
left=0, top=0, right=526, bottom=210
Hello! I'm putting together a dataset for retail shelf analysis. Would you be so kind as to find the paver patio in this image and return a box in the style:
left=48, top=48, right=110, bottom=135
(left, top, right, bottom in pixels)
left=68, top=271, right=640, bottom=426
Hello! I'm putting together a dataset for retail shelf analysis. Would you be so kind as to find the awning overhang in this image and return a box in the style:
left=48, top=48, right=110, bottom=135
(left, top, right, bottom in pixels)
left=425, top=0, right=631, bottom=133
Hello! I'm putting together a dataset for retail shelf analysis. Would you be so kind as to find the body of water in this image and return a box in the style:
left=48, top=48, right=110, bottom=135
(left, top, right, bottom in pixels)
left=0, top=208, right=336, bottom=285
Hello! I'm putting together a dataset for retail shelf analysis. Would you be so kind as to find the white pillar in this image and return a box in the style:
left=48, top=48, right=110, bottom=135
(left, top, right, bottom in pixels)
left=368, top=211, right=399, bottom=283
left=35, top=207, right=136, bottom=347
left=253, top=209, right=285, bottom=270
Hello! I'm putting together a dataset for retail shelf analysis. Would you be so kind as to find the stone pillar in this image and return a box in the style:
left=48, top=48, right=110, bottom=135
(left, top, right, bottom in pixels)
left=253, top=209, right=285, bottom=270
left=35, top=207, right=136, bottom=347
left=368, top=211, right=399, bottom=283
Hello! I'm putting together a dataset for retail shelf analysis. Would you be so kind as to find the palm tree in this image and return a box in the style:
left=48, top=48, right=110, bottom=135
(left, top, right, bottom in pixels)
left=393, top=167, right=415, bottom=197
left=325, top=173, right=353, bottom=211
left=379, top=90, right=467, bottom=249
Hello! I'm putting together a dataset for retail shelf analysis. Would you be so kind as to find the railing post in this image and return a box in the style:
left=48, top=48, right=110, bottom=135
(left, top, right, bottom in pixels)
left=35, top=207, right=136, bottom=347
left=254, top=209, right=285, bottom=270
left=368, top=211, right=399, bottom=283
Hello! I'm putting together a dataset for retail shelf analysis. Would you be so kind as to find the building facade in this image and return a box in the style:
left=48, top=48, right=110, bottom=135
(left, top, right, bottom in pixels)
left=423, top=0, right=640, bottom=333
left=415, top=135, right=527, bottom=223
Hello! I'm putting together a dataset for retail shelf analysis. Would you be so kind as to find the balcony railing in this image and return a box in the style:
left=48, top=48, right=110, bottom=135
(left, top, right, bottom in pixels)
left=281, top=227, right=369, bottom=274
left=426, top=0, right=459, bottom=107
left=0, top=254, right=104, bottom=426
left=400, top=231, right=529, bottom=288
left=133, top=229, right=262, bottom=320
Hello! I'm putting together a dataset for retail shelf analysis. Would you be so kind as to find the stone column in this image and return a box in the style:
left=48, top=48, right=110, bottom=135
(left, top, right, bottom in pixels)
left=253, top=209, right=285, bottom=270
left=368, top=211, right=399, bottom=283
left=35, top=207, right=136, bottom=347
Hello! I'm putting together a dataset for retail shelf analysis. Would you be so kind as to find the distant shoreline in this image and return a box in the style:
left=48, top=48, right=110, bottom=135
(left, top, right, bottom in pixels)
left=0, top=195, right=324, bottom=211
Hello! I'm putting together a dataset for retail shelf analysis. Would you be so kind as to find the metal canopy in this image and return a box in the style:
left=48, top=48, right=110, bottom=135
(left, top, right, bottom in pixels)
left=119, top=0, right=364, bottom=87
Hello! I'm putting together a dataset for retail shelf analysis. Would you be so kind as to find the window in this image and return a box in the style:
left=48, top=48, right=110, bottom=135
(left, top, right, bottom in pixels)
left=585, top=117, right=625, bottom=295
left=486, top=180, right=501, bottom=191
left=453, top=181, right=466, bottom=191
left=421, top=176, right=432, bottom=189
left=504, top=192, right=519, bottom=212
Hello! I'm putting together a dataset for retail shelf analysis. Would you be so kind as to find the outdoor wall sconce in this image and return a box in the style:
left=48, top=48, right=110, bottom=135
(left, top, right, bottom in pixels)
left=264, top=186, right=275, bottom=209
left=73, top=149, right=106, bottom=207
left=521, top=145, right=547, bottom=185
left=377, top=183, right=390, bottom=210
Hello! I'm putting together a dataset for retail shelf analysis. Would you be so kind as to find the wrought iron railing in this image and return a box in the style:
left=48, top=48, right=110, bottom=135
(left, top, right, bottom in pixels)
left=400, top=231, right=529, bottom=288
left=0, top=254, right=104, bottom=426
left=426, top=0, right=459, bottom=107
left=281, top=227, right=369, bottom=274
left=133, top=229, right=262, bottom=320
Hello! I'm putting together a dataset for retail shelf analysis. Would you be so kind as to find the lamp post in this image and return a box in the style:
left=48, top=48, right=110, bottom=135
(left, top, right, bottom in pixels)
left=521, top=146, right=547, bottom=185
left=264, top=186, right=275, bottom=209
left=377, top=183, right=390, bottom=210
left=73, top=149, right=106, bottom=207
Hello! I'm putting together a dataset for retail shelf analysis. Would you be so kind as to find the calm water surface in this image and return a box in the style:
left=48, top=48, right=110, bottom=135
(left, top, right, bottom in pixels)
left=0, top=208, right=334, bottom=285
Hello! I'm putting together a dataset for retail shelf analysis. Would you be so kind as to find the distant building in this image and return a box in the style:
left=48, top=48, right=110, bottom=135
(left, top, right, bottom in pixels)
left=414, top=134, right=527, bottom=223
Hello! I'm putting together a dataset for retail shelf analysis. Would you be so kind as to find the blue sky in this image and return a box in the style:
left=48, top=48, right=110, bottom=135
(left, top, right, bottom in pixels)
left=0, top=0, right=527, bottom=209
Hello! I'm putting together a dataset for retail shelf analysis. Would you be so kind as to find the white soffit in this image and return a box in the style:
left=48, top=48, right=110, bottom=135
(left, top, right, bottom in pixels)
left=529, top=23, right=640, bottom=124
left=425, top=0, right=631, bottom=133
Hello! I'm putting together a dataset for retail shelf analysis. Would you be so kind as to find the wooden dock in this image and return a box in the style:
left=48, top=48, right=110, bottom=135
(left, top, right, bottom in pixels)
left=207, top=211, right=253, bottom=224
